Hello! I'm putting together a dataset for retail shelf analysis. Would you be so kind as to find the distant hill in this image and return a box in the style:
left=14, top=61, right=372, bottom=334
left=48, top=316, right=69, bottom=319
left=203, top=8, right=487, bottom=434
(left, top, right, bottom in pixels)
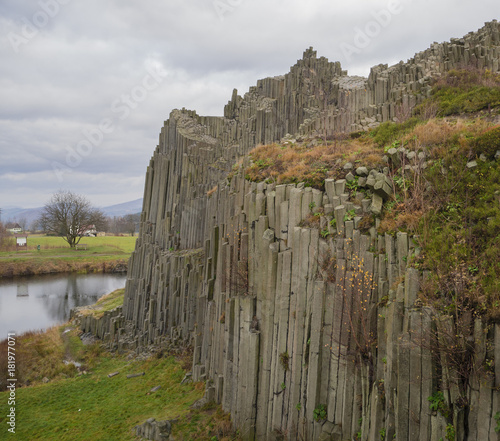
left=1, top=199, right=143, bottom=225
left=0, top=207, right=42, bottom=226
left=101, top=198, right=143, bottom=217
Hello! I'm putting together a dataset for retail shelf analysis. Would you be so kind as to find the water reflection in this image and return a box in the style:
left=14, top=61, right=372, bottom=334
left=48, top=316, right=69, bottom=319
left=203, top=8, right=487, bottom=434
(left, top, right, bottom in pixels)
left=0, top=273, right=126, bottom=337
left=17, top=282, right=29, bottom=297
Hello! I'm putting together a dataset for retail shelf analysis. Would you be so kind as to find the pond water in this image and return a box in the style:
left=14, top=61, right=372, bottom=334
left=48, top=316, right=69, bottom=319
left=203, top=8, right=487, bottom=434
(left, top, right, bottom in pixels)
left=0, top=272, right=127, bottom=338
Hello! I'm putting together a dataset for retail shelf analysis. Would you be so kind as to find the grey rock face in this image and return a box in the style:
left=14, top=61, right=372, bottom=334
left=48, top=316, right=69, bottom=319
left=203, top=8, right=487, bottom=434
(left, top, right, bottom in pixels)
left=135, top=418, right=172, bottom=441
left=73, top=21, right=500, bottom=441
left=355, top=166, right=369, bottom=177
left=370, top=194, right=384, bottom=216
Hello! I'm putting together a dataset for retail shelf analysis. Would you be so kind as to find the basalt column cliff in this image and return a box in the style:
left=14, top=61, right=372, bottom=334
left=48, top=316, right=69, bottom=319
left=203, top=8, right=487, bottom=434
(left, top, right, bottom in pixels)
left=79, top=21, right=500, bottom=441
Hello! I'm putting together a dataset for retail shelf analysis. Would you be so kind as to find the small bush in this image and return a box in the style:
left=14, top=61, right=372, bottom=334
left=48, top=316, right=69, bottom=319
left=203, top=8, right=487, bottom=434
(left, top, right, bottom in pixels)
left=411, top=119, right=460, bottom=147
left=358, top=214, right=375, bottom=233
left=428, top=391, right=449, bottom=418
left=279, top=351, right=290, bottom=371
left=370, top=118, right=419, bottom=147
left=471, top=126, right=500, bottom=158
left=0, top=222, right=15, bottom=251
left=313, top=404, right=327, bottom=422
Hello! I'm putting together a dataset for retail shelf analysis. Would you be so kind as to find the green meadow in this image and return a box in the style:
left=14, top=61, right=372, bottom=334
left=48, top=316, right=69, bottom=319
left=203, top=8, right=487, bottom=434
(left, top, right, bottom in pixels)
left=0, top=316, right=240, bottom=440
left=0, top=235, right=137, bottom=278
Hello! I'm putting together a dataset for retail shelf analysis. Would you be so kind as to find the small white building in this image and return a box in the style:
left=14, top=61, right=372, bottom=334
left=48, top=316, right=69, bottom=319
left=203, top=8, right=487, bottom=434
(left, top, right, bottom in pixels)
left=80, top=225, right=97, bottom=237
left=7, top=223, right=22, bottom=234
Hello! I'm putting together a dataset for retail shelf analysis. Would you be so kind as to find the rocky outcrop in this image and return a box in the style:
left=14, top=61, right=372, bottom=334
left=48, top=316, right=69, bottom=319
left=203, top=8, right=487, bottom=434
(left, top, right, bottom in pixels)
left=134, top=418, right=174, bottom=441
left=77, top=21, right=500, bottom=440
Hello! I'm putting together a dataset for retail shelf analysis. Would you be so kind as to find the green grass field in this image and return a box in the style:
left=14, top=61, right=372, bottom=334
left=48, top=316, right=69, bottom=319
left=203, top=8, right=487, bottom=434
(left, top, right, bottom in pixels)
left=0, top=336, right=202, bottom=440
left=0, top=235, right=137, bottom=277
left=0, top=324, right=239, bottom=441
left=4, top=234, right=137, bottom=254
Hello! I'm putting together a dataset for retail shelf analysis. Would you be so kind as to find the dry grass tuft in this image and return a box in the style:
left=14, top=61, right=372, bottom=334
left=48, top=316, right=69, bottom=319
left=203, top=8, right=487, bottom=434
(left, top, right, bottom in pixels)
left=299, top=211, right=323, bottom=229
left=245, top=137, right=384, bottom=188
left=410, top=119, right=459, bottom=147
left=0, top=326, right=77, bottom=390
left=207, top=186, right=218, bottom=197
left=377, top=205, right=424, bottom=236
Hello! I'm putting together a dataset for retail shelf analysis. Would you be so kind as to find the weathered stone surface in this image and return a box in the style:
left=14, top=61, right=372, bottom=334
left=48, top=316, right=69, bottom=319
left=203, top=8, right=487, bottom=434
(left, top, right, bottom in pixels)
left=325, top=179, right=336, bottom=201
left=373, top=180, right=392, bottom=200
left=371, top=194, right=383, bottom=215
left=127, top=372, right=145, bottom=379
left=387, top=147, right=400, bottom=166
left=335, top=179, right=346, bottom=196
left=366, top=175, right=376, bottom=190
left=135, top=418, right=173, bottom=441
left=355, top=166, right=369, bottom=177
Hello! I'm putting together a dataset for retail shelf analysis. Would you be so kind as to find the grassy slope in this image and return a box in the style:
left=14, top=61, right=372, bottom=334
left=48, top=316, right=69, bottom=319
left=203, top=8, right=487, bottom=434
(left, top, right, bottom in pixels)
left=0, top=349, right=202, bottom=440
left=76, top=288, right=125, bottom=318
left=0, top=290, right=241, bottom=441
left=0, top=322, right=240, bottom=441
left=0, top=235, right=137, bottom=277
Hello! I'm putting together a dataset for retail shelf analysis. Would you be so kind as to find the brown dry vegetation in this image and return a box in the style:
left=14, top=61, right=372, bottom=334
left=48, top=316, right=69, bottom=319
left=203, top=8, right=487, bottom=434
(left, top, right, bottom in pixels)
left=0, top=258, right=128, bottom=278
left=438, top=65, right=500, bottom=88
left=244, top=106, right=500, bottom=314
left=0, top=326, right=100, bottom=391
left=378, top=118, right=498, bottom=235
left=402, top=118, right=492, bottom=155
left=245, top=137, right=385, bottom=189
left=0, top=223, right=15, bottom=251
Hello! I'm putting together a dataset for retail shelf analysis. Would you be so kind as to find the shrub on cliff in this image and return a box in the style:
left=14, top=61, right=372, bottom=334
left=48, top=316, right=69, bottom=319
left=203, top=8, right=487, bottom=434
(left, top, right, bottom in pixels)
left=471, top=126, right=500, bottom=158
left=417, top=152, right=500, bottom=314
left=370, top=118, right=419, bottom=147
left=426, top=68, right=500, bottom=116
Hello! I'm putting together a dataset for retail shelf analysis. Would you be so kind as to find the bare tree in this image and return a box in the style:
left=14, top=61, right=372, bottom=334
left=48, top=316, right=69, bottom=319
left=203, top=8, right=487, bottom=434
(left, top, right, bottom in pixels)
left=123, top=214, right=139, bottom=236
left=39, top=191, right=106, bottom=248
left=0, top=222, right=14, bottom=251
left=17, top=217, right=27, bottom=232
left=105, top=213, right=139, bottom=236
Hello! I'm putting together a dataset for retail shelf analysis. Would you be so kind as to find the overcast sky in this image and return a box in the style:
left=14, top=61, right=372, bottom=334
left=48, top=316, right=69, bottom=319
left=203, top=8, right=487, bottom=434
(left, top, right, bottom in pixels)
left=0, top=0, right=497, bottom=209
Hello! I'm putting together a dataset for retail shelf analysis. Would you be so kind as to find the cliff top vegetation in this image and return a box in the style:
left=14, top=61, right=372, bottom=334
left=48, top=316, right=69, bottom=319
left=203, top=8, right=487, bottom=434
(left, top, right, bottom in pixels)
left=245, top=66, right=500, bottom=320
